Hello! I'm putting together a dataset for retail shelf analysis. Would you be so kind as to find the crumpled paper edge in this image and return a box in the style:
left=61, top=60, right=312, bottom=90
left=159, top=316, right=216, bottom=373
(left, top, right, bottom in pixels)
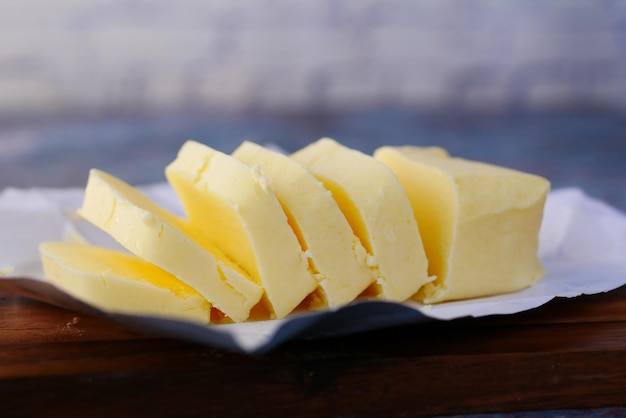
left=1, top=185, right=625, bottom=354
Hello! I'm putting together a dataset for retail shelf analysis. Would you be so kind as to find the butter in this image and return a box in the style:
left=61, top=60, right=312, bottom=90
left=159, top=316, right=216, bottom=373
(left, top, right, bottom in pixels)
left=232, top=141, right=374, bottom=308
left=0, top=267, right=13, bottom=276
left=166, top=140, right=318, bottom=319
left=78, top=169, right=263, bottom=322
left=39, top=242, right=212, bottom=323
left=374, top=146, right=550, bottom=303
left=291, top=138, right=431, bottom=302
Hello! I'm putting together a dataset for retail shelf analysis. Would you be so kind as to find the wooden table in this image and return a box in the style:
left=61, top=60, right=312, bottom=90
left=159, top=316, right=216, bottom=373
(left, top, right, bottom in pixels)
left=1, top=283, right=625, bottom=417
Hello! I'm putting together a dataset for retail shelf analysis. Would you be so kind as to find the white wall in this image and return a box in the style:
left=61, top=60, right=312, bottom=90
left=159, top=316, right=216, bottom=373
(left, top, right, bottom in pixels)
left=0, top=0, right=624, bottom=119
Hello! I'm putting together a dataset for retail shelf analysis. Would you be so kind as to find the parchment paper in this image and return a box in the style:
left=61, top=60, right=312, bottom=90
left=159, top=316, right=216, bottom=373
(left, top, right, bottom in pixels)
left=1, top=184, right=625, bottom=353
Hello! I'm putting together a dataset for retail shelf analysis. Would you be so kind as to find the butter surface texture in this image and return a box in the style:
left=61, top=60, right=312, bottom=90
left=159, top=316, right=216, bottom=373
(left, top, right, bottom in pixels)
left=166, top=141, right=318, bottom=319
left=78, top=169, right=263, bottom=322
left=40, top=242, right=212, bottom=323
left=232, top=141, right=374, bottom=308
left=291, top=138, right=431, bottom=302
left=374, top=146, right=550, bottom=303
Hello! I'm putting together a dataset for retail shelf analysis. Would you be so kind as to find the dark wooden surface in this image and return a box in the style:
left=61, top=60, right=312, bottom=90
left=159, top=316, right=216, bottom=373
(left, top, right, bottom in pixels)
left=1, top=284, right=625, bottom=417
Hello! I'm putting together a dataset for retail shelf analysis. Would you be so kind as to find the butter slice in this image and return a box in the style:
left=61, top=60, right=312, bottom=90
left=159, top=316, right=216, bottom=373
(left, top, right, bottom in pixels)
left=232, top=141, right=374, bottom=308
left=39, top=242, right=212, bottom=324
left=374, top=146, right=550, bottom=303
left=165, top=141, right=318, bottom=319
left=291, top=138, right=431, bottom=302
left=78, top=169, right=263, bottom=322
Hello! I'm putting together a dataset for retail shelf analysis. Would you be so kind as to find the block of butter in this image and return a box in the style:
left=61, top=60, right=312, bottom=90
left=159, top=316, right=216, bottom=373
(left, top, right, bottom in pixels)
left=40, top=242, right=212, bottom=324
left=291, top=138, right=431, bottom=302
left=166, top=141, right=318, bottom=319
left=232, top=141, right=375, bottom=308
left=78, top=169, right=263, bottom=323
left=374, top=146, right=550, bottom=303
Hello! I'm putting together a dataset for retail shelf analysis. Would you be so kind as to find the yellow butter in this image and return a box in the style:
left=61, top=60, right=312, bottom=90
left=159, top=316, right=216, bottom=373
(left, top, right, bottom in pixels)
left=0, top=267, right=13, bottom=276
left=39, top=242, right=212, bottom=324
left=78, top=169, right=263, bottom=323
left=291, top=138, right=431, bottom=302
left=374, top=146, right=550, bottom=303
left=166, top=141, right=318, bottom=319
left=232, top=141, right=374, bottom=308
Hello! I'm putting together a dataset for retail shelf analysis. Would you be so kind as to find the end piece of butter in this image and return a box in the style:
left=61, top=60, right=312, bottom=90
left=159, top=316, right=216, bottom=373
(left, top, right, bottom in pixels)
left=78, top=169, right=263, bottom=323
left=374, top=146, right=550, bottom=303
left=39, top=242, right=212, bottom=324
left=166, top=140, right=318, bottom=319
left=292, top=138, right=431, bottom=302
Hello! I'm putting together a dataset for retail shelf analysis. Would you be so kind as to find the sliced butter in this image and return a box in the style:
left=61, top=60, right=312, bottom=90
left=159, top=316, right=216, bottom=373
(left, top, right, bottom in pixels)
left=232, top=141, right=374, bottom=308
left=291, top=138, right=431, bottom=302
left=165, top=140, right=318, bottom=319
left=78, top=169, right=263, bottom=323
left=39, top=242, right=212, bottom=323
left=374, top=146, right=550, bottom=303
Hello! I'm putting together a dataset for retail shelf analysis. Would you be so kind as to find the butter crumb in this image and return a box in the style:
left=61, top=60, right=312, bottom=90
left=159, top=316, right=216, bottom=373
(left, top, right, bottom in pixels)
left=140, top=211, right=156, bottom=226
left=250, top=165, right=268, bottom=192
left=62, top=316, right=84, bottom=336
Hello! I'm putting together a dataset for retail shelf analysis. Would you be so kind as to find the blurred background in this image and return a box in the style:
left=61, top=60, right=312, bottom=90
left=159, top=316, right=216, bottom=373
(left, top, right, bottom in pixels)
left=0, top=0, right=625, bottom=209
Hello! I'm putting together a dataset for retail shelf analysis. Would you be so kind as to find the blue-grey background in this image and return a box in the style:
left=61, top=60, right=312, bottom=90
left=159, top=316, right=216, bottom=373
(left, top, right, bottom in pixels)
left=1, top=0, right=625, bottom=213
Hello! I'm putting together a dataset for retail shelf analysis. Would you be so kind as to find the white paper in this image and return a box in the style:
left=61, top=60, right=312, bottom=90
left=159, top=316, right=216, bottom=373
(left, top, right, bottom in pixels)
left=1, top=185, right=625, bottom=353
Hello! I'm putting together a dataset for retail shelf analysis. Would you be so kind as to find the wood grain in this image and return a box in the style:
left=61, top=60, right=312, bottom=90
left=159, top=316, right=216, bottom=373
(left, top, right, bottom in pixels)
left=1, top=286, right=625, bottom=417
